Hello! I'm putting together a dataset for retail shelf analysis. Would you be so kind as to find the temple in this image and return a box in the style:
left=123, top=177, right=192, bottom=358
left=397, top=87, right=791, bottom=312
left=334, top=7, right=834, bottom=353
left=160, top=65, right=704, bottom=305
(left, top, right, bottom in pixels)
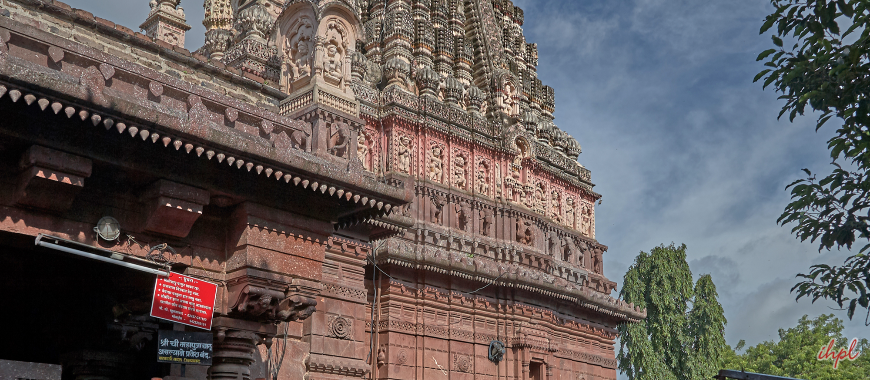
left=0, top=1, right=645, bottom=380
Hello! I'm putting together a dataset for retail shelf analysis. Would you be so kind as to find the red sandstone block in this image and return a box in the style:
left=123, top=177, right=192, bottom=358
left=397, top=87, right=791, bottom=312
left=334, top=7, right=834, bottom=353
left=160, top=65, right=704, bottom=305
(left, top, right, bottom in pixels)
left=73, top=9, right=93, bottom=21
left=172, top=45, right=190, bottom=56
left=155, top=38, right=172, bottom=50
left=226, top=66, right=241, bottom=76
left=94, top=17, right=114, bottom=29
left=52, top=1, right=72, bottom=12
left=133, top=32, right=151, bottom=43
left=211, top=60, right=226, bottom=70
left=166, top=60, right=185, bottom=72
left=243, top=71, right=265, bottom=84
left=193, top=53, right=208, bottom=63
left=115, top=24, right=134, bottom=36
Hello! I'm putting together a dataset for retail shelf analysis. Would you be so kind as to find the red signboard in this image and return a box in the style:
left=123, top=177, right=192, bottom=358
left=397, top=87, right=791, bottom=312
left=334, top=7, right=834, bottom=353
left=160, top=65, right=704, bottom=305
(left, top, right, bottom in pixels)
left=150, top=272, right=217, bottom=330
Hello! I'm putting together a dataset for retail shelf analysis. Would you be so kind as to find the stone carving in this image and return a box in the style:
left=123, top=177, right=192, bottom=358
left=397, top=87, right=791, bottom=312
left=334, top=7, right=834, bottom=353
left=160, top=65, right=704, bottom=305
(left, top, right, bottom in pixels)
left=357, top=131, right=369, bottom=170
left=551, top=190, right=561, bottom=222
left=581, top=204, right=592, bottom=237
left=495, top=163, right=503, bottom=198
left=454, top=354, right=472, bottom=373
left=428, top=144, right=443, bottom=182
left=328, top=121, right=350, bottom=158
left=500, top=81, right=517, bottom=116
left=593, top=248, right=603, bottom=274
left=328, top=315, right=353, bottom=339
left=377, top=345, right=386, bottom=366
left=453, top=155, right=467, bottom=189
left=517, top=219, right=534, bottom=245
left=229, top=284, right=316, bottom=323
left=455, top=202, right=471, bottom=231
left=396, top=349, right=408, bottom=365
left=566, top=198, right=575, bottom=229
left=488, top=340, right=506, bottom=363
left=476, top=162, right=490, bottom=196
left=430, top=193, right=445, bottom=224
left=281, top=15, right=314, bottom=91
left=320, top=19, right=350, bottom=89
left=480, top=209, right=494, bottom=237
left=397, top=135, right=412, bottom=174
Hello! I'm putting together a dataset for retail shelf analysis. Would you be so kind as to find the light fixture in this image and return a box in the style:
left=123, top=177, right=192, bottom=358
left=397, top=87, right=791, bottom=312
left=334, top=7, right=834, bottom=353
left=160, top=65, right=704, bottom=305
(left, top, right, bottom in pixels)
left=94, top=216, right=121, bottom=241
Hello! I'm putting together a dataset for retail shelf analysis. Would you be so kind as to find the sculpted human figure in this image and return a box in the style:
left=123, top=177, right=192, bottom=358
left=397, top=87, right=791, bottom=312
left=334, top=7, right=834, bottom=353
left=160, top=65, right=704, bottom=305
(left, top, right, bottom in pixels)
left=480, top=209, right=493, bottom=236
left=476, top=163, right=489, bottom=195
left=397, top=135, right=411, bottom=173
left=494, top=163, right=502, bottom=198
left=357, top=132, right=369, bottom=171
left=565, top=198, right=575, bottom=228
left=454, top=156, right=467, bottom=189
left=431, top=193, right=445, bottom=224
left=325, top=43, right=343, bottom=79
left=428, top=145, right=443, bottom=182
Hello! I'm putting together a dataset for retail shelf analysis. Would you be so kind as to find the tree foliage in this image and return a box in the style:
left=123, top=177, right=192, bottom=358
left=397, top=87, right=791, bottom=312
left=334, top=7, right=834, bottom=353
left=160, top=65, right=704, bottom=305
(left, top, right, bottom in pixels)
left=723, top=314, right=870, bottom=380
left=757, top=0, right=870, bottom=323
left=617, top=244, right=727, bottom=380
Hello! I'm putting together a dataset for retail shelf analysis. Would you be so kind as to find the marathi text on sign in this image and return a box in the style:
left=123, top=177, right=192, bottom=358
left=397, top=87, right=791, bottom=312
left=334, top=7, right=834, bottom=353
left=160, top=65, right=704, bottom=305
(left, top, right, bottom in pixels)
left=157, top=330, right=214, bottom=366
left=150, top=272, right=217, bottom=330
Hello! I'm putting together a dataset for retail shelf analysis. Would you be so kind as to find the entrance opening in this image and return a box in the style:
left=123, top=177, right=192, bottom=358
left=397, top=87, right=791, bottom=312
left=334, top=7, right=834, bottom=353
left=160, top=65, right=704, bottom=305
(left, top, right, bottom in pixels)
left=530, top=361, right=544, bottom=380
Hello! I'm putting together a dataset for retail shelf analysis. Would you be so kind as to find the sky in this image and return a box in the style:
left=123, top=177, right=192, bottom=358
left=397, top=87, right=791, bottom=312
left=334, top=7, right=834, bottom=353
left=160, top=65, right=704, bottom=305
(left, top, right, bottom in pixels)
left=62, top=0, right=866, bottom=368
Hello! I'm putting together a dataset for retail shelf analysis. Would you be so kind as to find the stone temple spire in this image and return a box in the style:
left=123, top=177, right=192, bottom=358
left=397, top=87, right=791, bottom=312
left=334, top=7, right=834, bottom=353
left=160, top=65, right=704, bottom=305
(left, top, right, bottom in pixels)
left=140, top=0, right=192, bottom=48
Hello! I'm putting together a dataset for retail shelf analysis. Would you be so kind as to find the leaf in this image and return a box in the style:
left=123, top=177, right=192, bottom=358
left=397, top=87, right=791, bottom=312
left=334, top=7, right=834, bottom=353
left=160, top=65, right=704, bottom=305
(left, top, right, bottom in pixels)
left=754, top=69, right=772, bottom=83
left=757, top=49, right=777, bottom=61
left=772, top=35, right=784, bottom=47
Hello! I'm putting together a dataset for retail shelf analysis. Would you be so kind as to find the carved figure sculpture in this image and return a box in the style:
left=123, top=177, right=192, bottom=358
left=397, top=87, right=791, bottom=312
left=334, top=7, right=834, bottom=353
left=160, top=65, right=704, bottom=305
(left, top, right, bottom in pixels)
left=325, top=44, right=343, bottom=79
left=593, top=248, right=603, bottom=274
left=516, top=219, right=534, bottom=245
left=455, top=202, right=472, bottom=231
left=501, top=81, right=516, bottom=115
left=551, top=190, right=561, bottom=222
left=454, top=155, right=467, bottom=189
left=495, top=163, right=502, bottom=198
left=565, top=198, right=575, bottom=229
left=480, top=209, right=493, bottom=236
left=329, top=121, right=350, bottom=158
left=581, top=205, right=592, bottom=237
left=397, top=135, right=411, bottom=174
left=281, top=16, right=314, bottom=91
left=431, top=193, right=445, bottom=224
left=476, top=162, right=489, bottom=195
left=428, top=145, right=443, bottom=182
left=357, top=131, right=369, bottom=170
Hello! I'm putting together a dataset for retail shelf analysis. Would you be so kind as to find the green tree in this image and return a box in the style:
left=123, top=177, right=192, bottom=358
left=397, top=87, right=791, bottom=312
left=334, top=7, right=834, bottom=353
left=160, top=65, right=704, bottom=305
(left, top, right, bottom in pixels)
left=617, top=244, right=728, bottom=380
left=757, top=1, right=870, bottom=323
left=723, top=314, right=870, bottom=380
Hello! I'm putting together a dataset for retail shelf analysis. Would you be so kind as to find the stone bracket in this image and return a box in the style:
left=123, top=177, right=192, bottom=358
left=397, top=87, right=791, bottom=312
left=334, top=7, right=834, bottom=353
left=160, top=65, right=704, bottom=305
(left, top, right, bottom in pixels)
left=140, top=179, right=209, bottom=238
left=13, top=145, right=92, bottom=212
left=227, top=277, right=319, bottom=323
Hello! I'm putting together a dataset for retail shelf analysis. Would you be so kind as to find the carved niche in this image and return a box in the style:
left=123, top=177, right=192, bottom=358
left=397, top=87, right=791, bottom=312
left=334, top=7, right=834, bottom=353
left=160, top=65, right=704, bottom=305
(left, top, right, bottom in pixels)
left=357, top=129, right=370, bottom=171
left=480, top=208, right=494, bottom=237
left=427, top=143, right=444, bottom=183
left=516, top=219, right=534, bottom=245
left=453, top=154, right=467, bottom=190
left=455, top=201, right=471, bottom=232
left=396, top=135, right=412, bottom=174
left=328, top=121, right=351, bottom=158
left=565, top=197, right=576, bottom=229
left=430, top=193, right=446, bottom=224
left=279, top=11, right=315, bottom=93
left=476, top=160, right=490, bottom=196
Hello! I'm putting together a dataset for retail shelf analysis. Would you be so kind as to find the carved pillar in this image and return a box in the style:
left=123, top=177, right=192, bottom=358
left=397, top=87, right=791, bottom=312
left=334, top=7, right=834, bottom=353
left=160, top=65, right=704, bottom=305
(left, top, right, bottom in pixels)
left=208, top=318, right=274, bottom=380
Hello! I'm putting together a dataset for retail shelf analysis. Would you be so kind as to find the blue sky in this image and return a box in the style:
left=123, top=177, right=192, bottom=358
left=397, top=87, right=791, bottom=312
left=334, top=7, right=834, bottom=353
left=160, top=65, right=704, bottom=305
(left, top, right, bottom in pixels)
left=63, top=0, right=865, bottom=365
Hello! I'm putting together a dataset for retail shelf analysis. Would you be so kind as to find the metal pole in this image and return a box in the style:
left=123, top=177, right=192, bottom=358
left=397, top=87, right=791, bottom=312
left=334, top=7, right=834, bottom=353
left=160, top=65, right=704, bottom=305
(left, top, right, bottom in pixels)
left=35, top=239, right=169, bottom=277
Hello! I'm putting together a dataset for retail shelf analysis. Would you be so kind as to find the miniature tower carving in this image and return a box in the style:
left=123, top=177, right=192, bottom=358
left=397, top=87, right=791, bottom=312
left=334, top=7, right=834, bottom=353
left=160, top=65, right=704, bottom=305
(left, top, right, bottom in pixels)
left=140, top=0, right=191, bottom=48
